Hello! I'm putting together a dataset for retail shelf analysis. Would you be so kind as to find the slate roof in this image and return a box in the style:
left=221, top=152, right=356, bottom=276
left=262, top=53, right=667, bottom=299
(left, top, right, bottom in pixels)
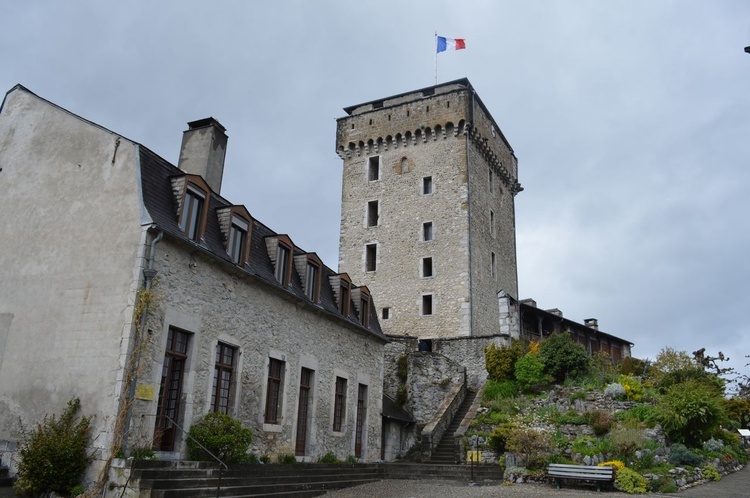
left=138, top=144, right=386, bottom=343
left=382, top=394, right=415, bottom=423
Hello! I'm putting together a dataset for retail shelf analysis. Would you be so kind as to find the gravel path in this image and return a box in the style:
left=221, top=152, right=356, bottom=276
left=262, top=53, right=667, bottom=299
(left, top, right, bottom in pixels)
left=324, top=464, right=750, bottom=498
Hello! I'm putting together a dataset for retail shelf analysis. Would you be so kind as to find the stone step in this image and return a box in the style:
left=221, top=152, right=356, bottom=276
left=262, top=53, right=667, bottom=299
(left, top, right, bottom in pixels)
left=152, top=478, right=380, bottom=498
left=143, top=471, right=383, bottom=490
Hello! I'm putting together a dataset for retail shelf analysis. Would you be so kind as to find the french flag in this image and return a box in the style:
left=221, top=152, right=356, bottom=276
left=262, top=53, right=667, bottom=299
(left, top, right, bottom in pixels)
left=437, top=36, right=466, bottom=53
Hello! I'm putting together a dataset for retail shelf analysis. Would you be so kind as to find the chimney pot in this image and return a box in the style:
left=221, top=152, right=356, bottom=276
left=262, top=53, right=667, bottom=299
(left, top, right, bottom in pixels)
left=584, top=318, right=599, bottom=330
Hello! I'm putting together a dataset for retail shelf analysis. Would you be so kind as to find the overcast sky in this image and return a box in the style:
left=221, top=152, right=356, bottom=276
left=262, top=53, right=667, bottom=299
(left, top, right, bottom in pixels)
left=3, top=1, right=750, bottom=384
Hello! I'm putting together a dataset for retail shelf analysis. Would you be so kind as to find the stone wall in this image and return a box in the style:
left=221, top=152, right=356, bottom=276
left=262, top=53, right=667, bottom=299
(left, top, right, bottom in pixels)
left=0, top=87, right=147, bottom=480
left=127, top=237, right=386, bottom=463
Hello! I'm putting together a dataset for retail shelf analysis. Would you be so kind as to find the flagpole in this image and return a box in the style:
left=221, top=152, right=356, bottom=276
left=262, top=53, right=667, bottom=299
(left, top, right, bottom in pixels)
left=434, top=31, right=438, bottom=85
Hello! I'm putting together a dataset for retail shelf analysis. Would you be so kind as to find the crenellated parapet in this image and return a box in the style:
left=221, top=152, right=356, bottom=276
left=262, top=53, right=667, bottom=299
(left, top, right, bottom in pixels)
left=336, top=119, right=467, bottom=159
left=465, top=124, right=523, bottom=196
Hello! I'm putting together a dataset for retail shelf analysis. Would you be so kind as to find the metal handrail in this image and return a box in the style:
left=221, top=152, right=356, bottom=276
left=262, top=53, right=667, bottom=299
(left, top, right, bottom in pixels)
left=165, top=416, right=227, bottom=498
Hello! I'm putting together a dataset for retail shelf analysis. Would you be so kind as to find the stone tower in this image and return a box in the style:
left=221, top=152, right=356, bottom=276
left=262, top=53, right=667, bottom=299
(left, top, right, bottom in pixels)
left=336, top=78, right=523, bottom=341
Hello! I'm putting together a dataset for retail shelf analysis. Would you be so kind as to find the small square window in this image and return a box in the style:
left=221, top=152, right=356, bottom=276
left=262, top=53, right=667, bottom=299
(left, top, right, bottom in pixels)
left=422, top=176, right=433, bottom=195
left=367, top=200, right=379, bottom=227
left=365, top=244, right=377, bottom=272
left=421, top=294, right=433, bottom=316
left=422, top=222, right=433, bottom=241
left=382, top=307, right=391, bottom=320
left=368, top=156, right=380, bottom=181
left=422, top=257, right=433, bottom=278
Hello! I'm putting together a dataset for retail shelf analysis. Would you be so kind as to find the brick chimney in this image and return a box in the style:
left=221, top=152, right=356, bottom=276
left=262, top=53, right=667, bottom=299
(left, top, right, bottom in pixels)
left=178, top=117, right=227, bottom=194
left=584, top=318, right=599, bottom=331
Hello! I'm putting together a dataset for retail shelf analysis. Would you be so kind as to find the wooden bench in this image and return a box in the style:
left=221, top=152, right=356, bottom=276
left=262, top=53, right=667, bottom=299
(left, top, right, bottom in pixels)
left=547, top=463, right=614, bottom=492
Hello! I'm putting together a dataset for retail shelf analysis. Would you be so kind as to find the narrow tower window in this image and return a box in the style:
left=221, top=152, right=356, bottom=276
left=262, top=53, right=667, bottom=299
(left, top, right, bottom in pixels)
left=422, top=257, right=433, bottom=278
left=489, top=168, right=493, bottom=191
left=421, top=294, right=434, bottom=316
left=490, top=210, right=496, bottom=238
left=422, top=222, right=434, bottom=241
left=422, top=176, right=433, bottom=195
left=367, top=156, right=380, bottom=181
left=365, top=244, right=377, bottom=272
left=367, top=200, right=379, bottom=227
left=491, top=252, right=497, bottom=279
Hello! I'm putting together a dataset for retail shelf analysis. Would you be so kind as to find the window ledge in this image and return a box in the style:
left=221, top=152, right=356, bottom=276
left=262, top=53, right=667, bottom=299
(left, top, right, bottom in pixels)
left=263, top=423, right=283, bottom=433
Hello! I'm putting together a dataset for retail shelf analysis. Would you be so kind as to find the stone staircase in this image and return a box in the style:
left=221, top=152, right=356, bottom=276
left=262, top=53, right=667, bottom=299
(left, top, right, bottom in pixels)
left=129, top=461, right=385, bottom=498
left=118, top=458, right=503, bottom=497
left=428, top=389, right=477, bottom=464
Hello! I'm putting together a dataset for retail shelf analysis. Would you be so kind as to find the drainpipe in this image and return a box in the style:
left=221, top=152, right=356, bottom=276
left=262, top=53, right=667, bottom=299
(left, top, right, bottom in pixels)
left=122, top=230, right=163, bottom=453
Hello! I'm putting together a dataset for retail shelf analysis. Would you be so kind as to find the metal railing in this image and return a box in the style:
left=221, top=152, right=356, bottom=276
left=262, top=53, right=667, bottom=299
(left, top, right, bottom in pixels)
left=165, top=416, right=228, bottom=498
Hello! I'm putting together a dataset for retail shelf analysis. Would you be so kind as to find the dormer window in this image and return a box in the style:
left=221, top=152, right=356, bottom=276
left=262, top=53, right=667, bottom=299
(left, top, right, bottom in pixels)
left=305, top=261, right=320, bottom=301
left=179, top=183, right=207, bottom=241
left=359, top=289, right=371, bottom=327
left=340, top=279, right=351, bottom=316
left=218, top=205, right=252, bottom=267
left=294, top=252, right=323, bottom=304
left=228, top=215, right=249, bottom=265
left=265, top=235, right=294, bottom=287
left=329, top=274, right=352, bottom=318
left=351, top=286, right=371, bottom=328
left=275, top=243, right=291, bottom=285
left=173, top=175, right=211, bottom=242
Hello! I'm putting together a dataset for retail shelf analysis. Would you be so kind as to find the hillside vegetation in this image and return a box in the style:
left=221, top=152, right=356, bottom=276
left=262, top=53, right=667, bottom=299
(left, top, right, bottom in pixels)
left=470, top=336, right=749, bottom=494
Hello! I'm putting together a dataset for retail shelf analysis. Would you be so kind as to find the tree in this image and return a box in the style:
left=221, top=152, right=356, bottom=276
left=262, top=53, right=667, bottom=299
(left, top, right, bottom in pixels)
left=538, top=333, right=590, bottom=383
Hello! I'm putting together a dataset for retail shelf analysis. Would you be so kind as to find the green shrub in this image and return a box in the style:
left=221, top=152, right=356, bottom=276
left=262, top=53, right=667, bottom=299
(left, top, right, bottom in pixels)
left=649, top=476, right=677, bottom=493
left=395, top=385, right=408, bottom=406
left=658, top=380, right=725, bottom=446
left=552, top=409, right=587, bottom=425
left=187, top=412, right=253, bottom=464
left=14, top=398, right=92, bottom=498
left=668, top=443, right=702, bottom=466
left=539, top=333, right=590, bottom=383
left=617, top=405, right=659, bottom=428
left=484, top=341, right=525, bottom=381
left=618, top=375, right=644, bottom=401
left=70, top=484, right=85, bottom=497
left=396, top=354, right=408, bottom=382
left=277, top=453, right=297, bottom=464
left=505, top=426, right=551, bottom=470
left=614, top=467, right=648, bottom=494
left=586, top=410, right=613, bottom=435
left=609, top=426, right=645, bottom=461
left=318, top=451, right=340, bottom=463
left=130, top=445, right=157, bottom=460
left=571, top=435, right=613, bottom=457
left=569, top=390, right=587, bottom=402
left=482, top=379, right=518, bottom=402
left=702, top=465, right=721, bottom=481
left=345, top=455, right=358, bottom=464
left=620, top=356, right=648, bottom=377
left=488, top=422, right=516, bottom=453
left=259, top=455, right=271, bottom=464
left=514, top=353, right=547, bottom=392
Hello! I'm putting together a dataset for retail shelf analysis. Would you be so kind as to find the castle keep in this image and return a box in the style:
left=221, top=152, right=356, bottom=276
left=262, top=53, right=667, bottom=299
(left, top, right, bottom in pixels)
left=337, top=78, right=523, bottom=342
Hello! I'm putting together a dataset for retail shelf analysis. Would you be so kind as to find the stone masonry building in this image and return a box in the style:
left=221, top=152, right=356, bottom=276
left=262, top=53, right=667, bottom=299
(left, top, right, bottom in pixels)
left=0, top=85, right=387, bottom=483
left=337, top=78, right=523, bottom=342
